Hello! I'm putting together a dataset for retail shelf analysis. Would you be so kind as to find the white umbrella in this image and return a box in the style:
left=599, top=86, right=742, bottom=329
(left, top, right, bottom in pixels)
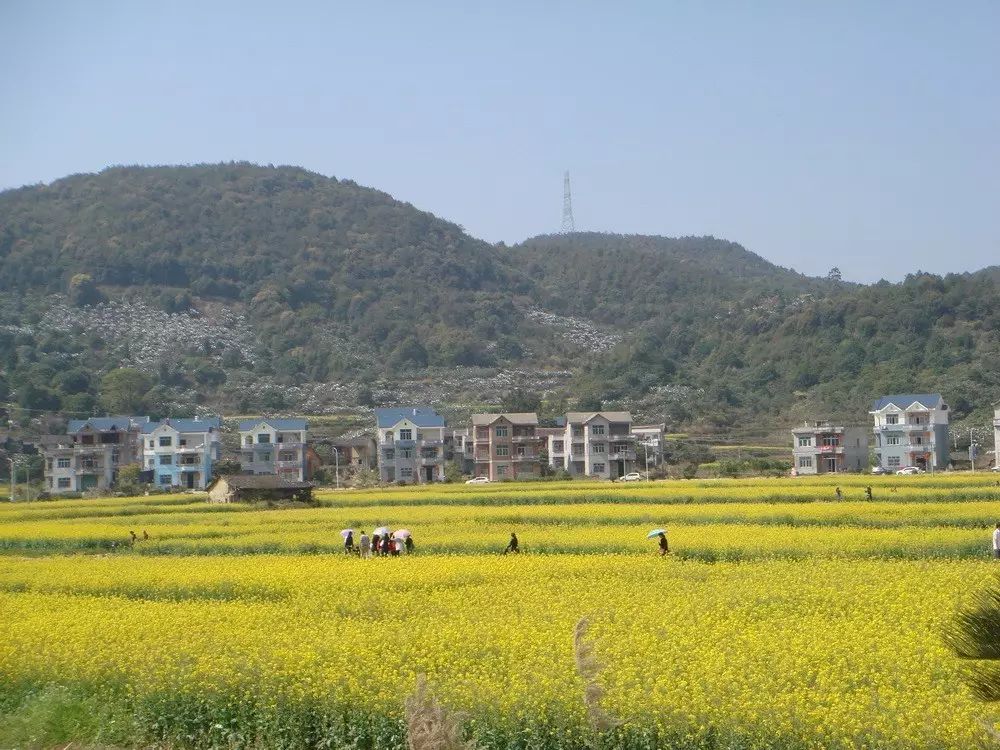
left=373, top=526, right=391, bottom=536
left=340, top=529, right=356, bottom=539
left=646, top=528, right=666, bottom=539
left=394, top=529, right=412, bottom=539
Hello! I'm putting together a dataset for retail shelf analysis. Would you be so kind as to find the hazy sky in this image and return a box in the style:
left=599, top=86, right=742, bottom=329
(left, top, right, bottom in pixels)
left=2, top=1, right=997, bottom=282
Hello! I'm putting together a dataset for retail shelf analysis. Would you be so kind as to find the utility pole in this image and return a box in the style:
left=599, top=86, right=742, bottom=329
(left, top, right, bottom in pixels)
left=8, top=457, right=15, bottom=503
left=332, top=447, right=340, bottom=489
left=561, top=171, right=575, bottom=233
left=970, top=425, right=977, bottom=473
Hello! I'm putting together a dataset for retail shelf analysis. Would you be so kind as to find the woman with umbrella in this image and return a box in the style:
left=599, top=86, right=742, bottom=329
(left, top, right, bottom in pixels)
left=648, top=528, right=669, bottom=556
left=395, top=530, right=413, bottom=554
left=342, top=529, right=355, bottom=555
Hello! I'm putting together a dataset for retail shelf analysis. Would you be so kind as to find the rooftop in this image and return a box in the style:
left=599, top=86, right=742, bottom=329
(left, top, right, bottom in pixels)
left=67, top=416, right=149, bottom=433
left=141, top=417, right=222, bottom=434
left=471, top=412, right=539, bottom=426
left=565, top=411, right=633, bottom=424
left=870, top=394, right=945, bottom=412
left=238, top=418, right=309, bottom=431
left=215, top=475, right=314, bottom=490
left=375, top=407, right=446, bottom=428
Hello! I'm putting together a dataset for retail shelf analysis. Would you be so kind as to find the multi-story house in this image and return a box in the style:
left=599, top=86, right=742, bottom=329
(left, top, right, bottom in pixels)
left=238, top=418, right=309, bottom=481
left=376, top=407, right=447, bottom=483
left=328, top=437, right=377, bottom=469
left=450, top=428, right=474, bottom=474
left=470, top=413, right=545, bottom=480
left=631, top=423, right=666, bottom=469
left=791, top=421, right=868, bottom=475
left=141, top=417, right=222, bottom=490
left=870, top=394, right=950, bottom=472
left=560, top=411, right=636, bottom=479
left=538, top=426, right=565, bottom=471
left=42, top=415, right=148, bottom=494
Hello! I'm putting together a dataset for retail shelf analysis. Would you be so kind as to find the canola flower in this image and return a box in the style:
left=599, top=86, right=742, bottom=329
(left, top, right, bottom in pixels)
left=1, top=474, right=999, bottom=748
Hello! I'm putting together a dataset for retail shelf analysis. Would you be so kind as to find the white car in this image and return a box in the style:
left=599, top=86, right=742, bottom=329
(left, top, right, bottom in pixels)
left=991, top=465, right=1000, bottom=473
left=871, top=466, right=887, bottom=475
left=622, top=472, right=644, bottom=482
left=465, top=476, right=490, bottom=484
left=896, top=466, right=923, bottom=475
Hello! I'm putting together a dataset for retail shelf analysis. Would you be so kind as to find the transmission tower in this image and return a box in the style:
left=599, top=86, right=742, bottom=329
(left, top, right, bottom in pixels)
left=561, top=171, right=575, bottom=233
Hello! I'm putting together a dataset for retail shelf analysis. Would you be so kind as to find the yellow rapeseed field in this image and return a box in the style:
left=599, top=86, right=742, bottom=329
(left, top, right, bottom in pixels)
left=1, top=474, right=999, bottom=748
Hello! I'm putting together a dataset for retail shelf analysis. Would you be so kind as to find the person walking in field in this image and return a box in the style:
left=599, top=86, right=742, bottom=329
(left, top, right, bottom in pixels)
left=658, top=531, right=670, bottom=556
left=866, top=486, right=873, bottom=501
left=142, top=530, right=149, bottom=541
left=993, top=523, right=1000, bottom=560
left=371, top=534, right=381, bottom=556
left=504, top=532, right=519, bottom=554
left=835, top=487, right=843, bottom=501
left=344, top=530, right=355, bottom=555
left=359, top=531, right=371, bottom=559
left=129, top=530, right=137, bottom=543
left=404, top=535, right=414, bottom=554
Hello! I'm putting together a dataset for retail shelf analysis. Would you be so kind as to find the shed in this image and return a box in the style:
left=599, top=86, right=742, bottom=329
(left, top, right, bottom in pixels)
left=207, top=475, right=315, bottom=504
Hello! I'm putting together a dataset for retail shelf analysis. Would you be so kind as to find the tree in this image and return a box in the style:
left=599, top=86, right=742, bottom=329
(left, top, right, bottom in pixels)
left=99, top=368, right=152, bottom=414
left=501, top=389, right=542, bottom=414
left=68, top=273, right=106, bottom=307
left=212, top=460, right=242, bottom=478
left=827, top=267, right=843, bottom=281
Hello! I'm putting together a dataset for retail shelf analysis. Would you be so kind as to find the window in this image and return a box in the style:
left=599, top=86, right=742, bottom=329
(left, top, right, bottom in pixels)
left=279, top=452, right=296, bottom=461
left=887, top=456, right=901, bottom=468
left=261, top=453, right=271, bottom=462
left=886, top=436, right=901, bottom=446
left=159, top=474, right=172, bottom=485
left=46, top=458, right=53, bottom=470
left=400, top=448, right=413, bottom=459
left=400, top=467, right=413, bottom=479
left=159, top=455, right=173, bottom=465
left=57, top=478, right=71, bottom=489
left=383, top=449, right=395, bottom=460
left=914, top=436, right=924, bottom=445
left=416, top=432, right=423, bottom=441
left=593, top=463, right=606, bottom=473
left=384, top=431, right=394, bottom=441
left=516, top=446, right=526, bottom=456
left=798, top=456, right=813, bottom=468
left=57, top=458, right=70, bottom=469
left=245, top=436, right=253, bottom=446
left=81, top=435, right=94, bottom=445
left=822, top=437, right=839, bottom=447
left=179, top=439, right=187, bottom=447
left=797, top=437, right=812, bottom=447
left=258, top=434, right=270, bottom=444
left=592, top=443, right=606, bottom=454
left=148, top=458, right=155, bottom=467
left=496, top=465, right=507, bottom=477
left=572, top=428, right=584, bottom=438
left=159, top=436, right=172, bottom=447
left=885, top=414, right=898, bottom=425
left=553, top=441, right=564, bottom=452
left=591, top=425, right=606, bottom=435
left=399, top=429, right=413, bottom=440
left=495, top=426, right=508, bottom=438
left=910, top=415, right=925, bottom=425
left=111, top=449, right=120, bottom=465
left=149, top=439, right=155, bottom=448
left=496, top=445, right=510, bottom=456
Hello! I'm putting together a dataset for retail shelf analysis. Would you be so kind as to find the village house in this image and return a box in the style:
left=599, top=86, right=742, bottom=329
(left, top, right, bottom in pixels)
left=791, top=421, right=869, bottom=474
left=470, top=413, right=545, bottom=481
left=141, top=417, right=222, bottom=490
left=207, top=474, right=314, bottom=503
left=559, top=411, right=636, bottom=479
left=631, top=423, right=666, bottom=469
left=238, top=418, right=309, bottom=481
left=376, top=407, right=447, bottom=483
left=993, top=400, right=1000, bottom=470
left=870, top=394, right=950, bottom=472
left=42, top=416, right=148, bottom=494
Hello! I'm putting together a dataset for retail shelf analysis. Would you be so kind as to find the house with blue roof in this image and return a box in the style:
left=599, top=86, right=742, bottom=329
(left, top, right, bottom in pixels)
left=869, top=393, right=949, bottom=472
left=238, top=418, right=309, bottom=481
left=43, top=415, right=149, bottom=494
left=375, top=407, right=447, bottom=483
left=141, top=417, right=222, bottom=490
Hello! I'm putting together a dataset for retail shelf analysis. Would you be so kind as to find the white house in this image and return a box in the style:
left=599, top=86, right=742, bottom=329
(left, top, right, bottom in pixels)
left=376, top=407, right=446, bottom=484
left=559, top=411, right=636, bottom=479
left=238, top=418, right=309, bottom=481
left=141, top=417, right=222, bottom=490
left=870, top=394, right=950, bottom=472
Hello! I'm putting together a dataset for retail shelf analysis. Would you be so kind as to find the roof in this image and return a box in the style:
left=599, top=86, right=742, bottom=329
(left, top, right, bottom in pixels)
left=870, top=394, right=944, bottom=412
left=141, top=417, right=222, bottom=434
left=536, top=426, right=563, bottom=437
left=632, top=423, right=665, bottom=432
left=238, top=418, right=309, bottom=431
left=215, top=475, right=314, bottom=490
left=375, top=407, right=445, bottom=428
left=471, top=412, right=539, bottom=426
left=67, top=416, right=148, bottom=432
left=565, top=411, right=632, bottom=424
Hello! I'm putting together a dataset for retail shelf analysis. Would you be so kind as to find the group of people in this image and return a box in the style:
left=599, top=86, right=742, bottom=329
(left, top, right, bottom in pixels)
left=344, top=530, right=414, bottom=558
left=834, top=486, right=874, bottom=501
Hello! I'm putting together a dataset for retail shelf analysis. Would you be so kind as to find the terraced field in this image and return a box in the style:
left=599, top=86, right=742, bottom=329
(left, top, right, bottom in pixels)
left=2, top=474, right=999, bottom=748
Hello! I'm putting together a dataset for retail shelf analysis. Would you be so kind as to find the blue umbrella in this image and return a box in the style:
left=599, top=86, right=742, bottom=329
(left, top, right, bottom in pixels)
left=646, top=528, right=666, bottom=538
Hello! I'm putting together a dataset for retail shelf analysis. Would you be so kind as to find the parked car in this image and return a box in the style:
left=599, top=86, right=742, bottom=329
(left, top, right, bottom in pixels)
left=896, top=466, right=923, bottom=475
left=622, top=472, right=644, bottom=482
left=991, top=465, right=1000, bottom=473
left=465, top=476, right=490, bottom=484
left=871, top=466, right=887, bottom=475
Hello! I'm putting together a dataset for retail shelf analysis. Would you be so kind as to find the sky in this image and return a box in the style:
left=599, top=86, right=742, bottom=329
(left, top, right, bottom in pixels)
left=1, top=1, right=997, bottom=282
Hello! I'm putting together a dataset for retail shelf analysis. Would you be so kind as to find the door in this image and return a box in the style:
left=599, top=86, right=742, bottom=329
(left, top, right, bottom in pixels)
left=424, top=466, right=434, bottom=482
left=186, top=473, right=195, bottom=489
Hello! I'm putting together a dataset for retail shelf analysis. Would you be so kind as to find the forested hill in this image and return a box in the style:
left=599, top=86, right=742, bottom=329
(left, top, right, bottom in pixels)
left=0, top=162, right=997, bottom=434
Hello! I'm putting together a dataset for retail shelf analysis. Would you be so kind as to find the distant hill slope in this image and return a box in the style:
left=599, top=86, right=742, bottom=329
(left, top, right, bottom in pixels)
left=0, top=163, right=997, bottom=436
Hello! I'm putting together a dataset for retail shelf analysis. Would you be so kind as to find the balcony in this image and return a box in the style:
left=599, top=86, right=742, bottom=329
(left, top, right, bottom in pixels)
left=276, top=460, right=301, bottom=469
left=420, top=439, right=444, bottom=447
left=609, top=451, right=636, bottom=461
left=419, top=457, right=443, bottom=465
left=179, top=464, right=201, bottom=471
left=512, top=434, right=540, bottom=443
left=875, top=423, right=931, bottom=432
left=395, top=439, right=416, bottom=448
left=276, top=441, right=303, bottom=450
left=818, top=445, right=844, bottom=454
left=76, top=466, right=104, bottom=474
